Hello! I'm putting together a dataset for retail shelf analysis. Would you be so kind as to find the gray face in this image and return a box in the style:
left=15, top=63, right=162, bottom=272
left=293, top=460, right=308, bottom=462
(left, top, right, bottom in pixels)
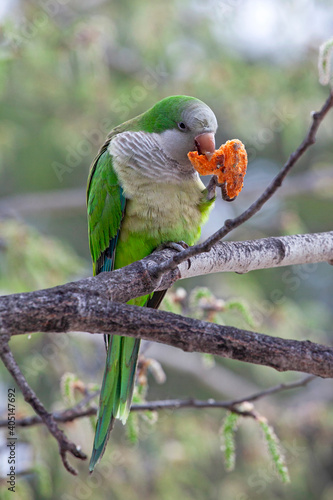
left=157, top=102, right=218, bottom=166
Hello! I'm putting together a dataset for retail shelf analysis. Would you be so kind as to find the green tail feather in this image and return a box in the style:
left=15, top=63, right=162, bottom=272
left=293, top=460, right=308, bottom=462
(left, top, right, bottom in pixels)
left=89, top=335, right=141, bottom=472
left=117, top=336, right=141, bottom=423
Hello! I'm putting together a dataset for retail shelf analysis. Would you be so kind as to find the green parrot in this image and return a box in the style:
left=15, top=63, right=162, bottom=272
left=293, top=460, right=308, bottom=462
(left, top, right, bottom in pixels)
left=87, top=95, right=218, bottom=471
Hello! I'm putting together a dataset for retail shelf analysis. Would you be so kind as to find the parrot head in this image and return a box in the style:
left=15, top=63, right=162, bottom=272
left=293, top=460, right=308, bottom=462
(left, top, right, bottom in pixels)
left=138, top=95, right=218, bottom=166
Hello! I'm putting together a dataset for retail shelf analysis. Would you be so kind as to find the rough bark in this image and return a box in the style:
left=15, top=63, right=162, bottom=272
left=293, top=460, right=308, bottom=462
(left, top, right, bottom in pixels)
left=1, top=288, right=332, bottom=378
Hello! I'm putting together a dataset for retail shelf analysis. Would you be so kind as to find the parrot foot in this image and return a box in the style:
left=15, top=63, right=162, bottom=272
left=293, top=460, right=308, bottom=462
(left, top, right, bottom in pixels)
left=206, top=175, right=236, bottom=202
left=156, top=241, right=191, bottom=269
left=206, top=175, right=219, bottom=201
left=157, top=240, right=189, bottom=253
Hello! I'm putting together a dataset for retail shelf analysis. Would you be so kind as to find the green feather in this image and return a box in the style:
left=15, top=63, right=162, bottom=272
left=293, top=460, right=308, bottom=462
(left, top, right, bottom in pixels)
left=87, top=150, right=125, bottom=273
left=134, top=95, right=201, bottom=133
left=87, top=95, right=216, bottom=472
left=117, top=334, right=141, bottom=422
left=104, top=95, right=206, bottom=137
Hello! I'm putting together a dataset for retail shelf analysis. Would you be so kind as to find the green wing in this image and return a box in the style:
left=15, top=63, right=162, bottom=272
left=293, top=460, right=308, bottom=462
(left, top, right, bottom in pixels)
left=87, top=149, right=126, bottom=276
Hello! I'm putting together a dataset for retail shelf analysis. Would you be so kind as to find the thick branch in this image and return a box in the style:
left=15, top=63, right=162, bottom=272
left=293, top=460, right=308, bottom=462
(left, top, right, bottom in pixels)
left=0, top=232, right=329, bottom=322
left=1, top=293, right=332, bottom=378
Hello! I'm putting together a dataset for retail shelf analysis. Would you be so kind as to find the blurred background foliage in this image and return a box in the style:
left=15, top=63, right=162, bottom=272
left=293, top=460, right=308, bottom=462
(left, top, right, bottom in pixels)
left=0, top=0, right=332, bottom=499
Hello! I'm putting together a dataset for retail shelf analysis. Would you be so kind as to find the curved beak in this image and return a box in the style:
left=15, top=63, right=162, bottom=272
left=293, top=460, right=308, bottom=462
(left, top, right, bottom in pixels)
left=194, top=132, right=215, bottom=160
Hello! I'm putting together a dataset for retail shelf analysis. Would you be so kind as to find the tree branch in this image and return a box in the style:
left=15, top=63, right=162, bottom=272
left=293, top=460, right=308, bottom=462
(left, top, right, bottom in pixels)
left=0, top=231, right=330, bottom=324
left=0, top=375, right=315, bottom=427
left=176, top=231, right=333, bottom=280
left=1, top=291, right=332, bottom=378
left=0, top=233, right=331, bottom=379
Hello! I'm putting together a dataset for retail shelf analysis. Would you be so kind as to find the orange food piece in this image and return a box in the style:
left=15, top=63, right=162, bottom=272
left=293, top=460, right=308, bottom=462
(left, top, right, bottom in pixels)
left=188, top=139, right=247, bottom=199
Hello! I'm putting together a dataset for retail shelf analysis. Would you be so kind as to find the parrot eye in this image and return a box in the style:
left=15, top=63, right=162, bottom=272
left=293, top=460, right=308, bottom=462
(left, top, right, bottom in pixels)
left=177, top=122, right=187, bottom=131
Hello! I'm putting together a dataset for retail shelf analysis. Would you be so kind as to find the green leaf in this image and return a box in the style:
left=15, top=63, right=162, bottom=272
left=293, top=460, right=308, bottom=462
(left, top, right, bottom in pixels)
left=190, top=286, right=214, bottom=302
left=126, top=412, right=139, bottom=444
left=259, top=418, right=290, bottom=483
left=220, top=412, right=240, bottom=472
left=201, top=353, right=215, bottom=369
left=160, top=289, right=185, bottom=315
left=225, top=299, right=256, bottom=328
left=60, top=372, right=78, bottom=406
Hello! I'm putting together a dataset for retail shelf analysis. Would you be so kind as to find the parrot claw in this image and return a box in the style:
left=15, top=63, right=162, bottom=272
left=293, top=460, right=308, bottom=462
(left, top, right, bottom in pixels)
left=206, top=175, right=219, bottom=201
left=156, top=241, right=191, bottom=269
left=206, top=176, right=236, bottom=202
left=220, top=182, right=236, bottom=202
left=156, top=241, right=189, bottom=252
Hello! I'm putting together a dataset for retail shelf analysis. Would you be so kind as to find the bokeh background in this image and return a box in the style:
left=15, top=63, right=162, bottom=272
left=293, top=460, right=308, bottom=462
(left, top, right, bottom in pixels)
left=0, top=0, right=332, bottom=499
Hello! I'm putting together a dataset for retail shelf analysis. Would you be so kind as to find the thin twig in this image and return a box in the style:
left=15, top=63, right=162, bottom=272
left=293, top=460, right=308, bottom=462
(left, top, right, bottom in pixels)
left=1, top=390, right=100, bottom=428
left=131, top=374, right=316, bottom=413
left=0, top=391, right=100, bottom=428
left=226, top=374, right=316, bottom=405
left=156, top=91, right=333, bottom=276
left=0, top=375, right=315, bottom=428
left=0, top=407, right=98, bottom=428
